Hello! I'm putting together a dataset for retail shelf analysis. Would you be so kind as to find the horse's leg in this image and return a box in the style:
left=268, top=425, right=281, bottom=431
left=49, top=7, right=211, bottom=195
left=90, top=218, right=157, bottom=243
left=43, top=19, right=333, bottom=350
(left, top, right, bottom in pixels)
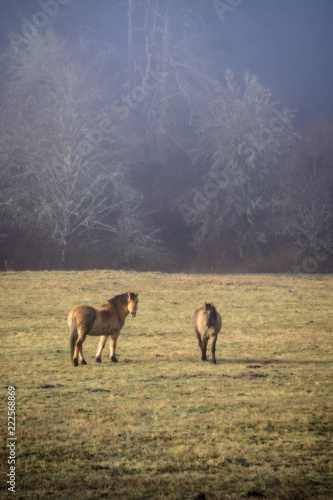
left=211, top=335, right=217, bottom=364
left=196, top=330, right=205, bottom=361
left=110, top=332, right=119, bottom=362
left=79, top=336, right=87, bottom=365
left=196, top=330, right=203, bottom=350
left=73, top=338, right=79, bottom=367
left=201, top=335, right=208, bottom=361
left=74, top=331, right=86, bottom=366
left=96, top=335, right=108, bottom=363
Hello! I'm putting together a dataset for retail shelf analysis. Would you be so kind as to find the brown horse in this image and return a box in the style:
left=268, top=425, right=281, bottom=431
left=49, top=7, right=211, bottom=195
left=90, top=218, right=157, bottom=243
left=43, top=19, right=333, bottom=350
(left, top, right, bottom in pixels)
left=68, top=292, right=139, bottom=366
left=192, top=302, right=222, bottom=364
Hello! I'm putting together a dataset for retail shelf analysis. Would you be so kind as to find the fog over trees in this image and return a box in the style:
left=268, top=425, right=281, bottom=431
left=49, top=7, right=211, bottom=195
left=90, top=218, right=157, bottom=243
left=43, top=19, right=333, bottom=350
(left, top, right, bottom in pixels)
left=0, top=0, right=332, bottom=272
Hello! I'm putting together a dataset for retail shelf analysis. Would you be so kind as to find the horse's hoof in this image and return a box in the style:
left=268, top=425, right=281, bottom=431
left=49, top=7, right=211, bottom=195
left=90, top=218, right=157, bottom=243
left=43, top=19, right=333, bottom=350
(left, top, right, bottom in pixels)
left=96, top=358, right=101, bottom=363
left=212, top=360, right=217, bottom=364
left=111, top=357, right=118, bottom=363
left=73, top=359, right=78, bottom=367
left=81, top=360, right=87, bottom=365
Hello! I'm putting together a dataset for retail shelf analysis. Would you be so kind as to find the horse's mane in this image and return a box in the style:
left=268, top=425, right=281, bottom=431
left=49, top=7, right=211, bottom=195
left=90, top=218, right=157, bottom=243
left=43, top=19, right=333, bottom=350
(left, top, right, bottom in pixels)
left=205, top=302, right=217, bottom=324
left=108, top=293, right=128, bottom=306
left=108, top=292, right=136, bottom=306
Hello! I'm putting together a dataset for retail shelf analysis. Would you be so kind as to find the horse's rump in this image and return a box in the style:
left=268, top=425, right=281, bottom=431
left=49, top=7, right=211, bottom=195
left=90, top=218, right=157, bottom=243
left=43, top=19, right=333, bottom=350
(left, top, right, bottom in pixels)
left=191, top=305, right=204, bottom=329
left=192, top=302, right=222, bottom=364
left=192, top=303, right=222, bottom=336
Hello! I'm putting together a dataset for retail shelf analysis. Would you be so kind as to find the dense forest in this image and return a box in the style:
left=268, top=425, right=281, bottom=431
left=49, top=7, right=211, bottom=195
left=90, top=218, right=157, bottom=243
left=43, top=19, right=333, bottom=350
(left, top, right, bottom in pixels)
left=0, top=0, right=332, bottom=272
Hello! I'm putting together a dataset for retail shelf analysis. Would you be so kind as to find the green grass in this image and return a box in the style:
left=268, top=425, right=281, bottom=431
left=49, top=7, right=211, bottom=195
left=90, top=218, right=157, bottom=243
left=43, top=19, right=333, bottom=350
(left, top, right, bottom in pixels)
left=1, top=270, right=333, bottom=499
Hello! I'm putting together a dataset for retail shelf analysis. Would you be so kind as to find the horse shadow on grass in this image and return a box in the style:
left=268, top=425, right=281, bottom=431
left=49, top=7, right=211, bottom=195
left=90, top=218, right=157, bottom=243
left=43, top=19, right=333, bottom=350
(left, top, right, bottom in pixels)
left=221, top=358, right=333, bottom=365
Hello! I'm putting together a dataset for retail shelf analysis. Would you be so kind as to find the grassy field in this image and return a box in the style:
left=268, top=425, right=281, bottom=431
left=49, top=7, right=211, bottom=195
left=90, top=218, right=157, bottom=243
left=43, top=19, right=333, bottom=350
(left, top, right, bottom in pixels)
left=1, top=270, right=333, bottom=499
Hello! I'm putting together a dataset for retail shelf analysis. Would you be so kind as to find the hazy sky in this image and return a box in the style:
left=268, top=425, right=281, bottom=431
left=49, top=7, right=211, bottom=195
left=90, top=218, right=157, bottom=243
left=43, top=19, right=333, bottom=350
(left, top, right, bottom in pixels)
left=1, top=0, right=333, bottom=126
left=212, top=0, right=333, bottom=125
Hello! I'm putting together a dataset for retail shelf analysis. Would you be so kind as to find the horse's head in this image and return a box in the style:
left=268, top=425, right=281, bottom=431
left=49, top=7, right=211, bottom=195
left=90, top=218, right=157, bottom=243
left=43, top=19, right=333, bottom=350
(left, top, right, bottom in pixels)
left=127, top=292, right=139, bottom=317
left=204, top=302, right=217, bottom=327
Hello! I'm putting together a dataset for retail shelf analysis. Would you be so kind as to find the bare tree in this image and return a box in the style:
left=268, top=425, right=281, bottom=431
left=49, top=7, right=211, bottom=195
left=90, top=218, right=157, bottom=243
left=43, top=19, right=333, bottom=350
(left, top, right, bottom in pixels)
left=278, top=117, right=333, bottom=270
left=124, top=0, right=212, bottom=157
left=183, top=71, right=297, bottom=264
left=0, top=29, right=165, bottom=268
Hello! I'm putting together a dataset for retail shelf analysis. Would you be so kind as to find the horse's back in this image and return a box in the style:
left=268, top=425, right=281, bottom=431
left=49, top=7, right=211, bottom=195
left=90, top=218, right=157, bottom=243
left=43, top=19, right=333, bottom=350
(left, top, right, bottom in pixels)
left=94, top=303, right=120, bottom=330
left=67, top=301, right=121, bottom=337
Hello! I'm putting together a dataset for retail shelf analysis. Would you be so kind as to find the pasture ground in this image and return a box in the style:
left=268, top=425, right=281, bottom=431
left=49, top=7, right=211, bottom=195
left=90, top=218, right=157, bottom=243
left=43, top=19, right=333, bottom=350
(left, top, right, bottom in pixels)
left=1, top=270, right=333, bottom=499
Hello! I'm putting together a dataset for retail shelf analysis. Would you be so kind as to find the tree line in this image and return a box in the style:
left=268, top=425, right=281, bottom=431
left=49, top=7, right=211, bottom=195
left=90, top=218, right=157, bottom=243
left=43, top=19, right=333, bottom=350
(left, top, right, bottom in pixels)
left=0, top=1, right=332, bottom=272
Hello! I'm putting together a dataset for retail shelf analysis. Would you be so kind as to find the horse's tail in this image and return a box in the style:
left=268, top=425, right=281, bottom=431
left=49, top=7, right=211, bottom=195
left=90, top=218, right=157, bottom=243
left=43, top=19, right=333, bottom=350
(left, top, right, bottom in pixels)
left=69, top=312, right=78, bottom=362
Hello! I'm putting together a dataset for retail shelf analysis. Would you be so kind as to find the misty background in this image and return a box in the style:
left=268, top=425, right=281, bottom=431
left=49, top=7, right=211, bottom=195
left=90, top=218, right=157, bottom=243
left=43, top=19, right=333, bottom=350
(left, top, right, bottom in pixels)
left=0, top=0, right=332, bottom=272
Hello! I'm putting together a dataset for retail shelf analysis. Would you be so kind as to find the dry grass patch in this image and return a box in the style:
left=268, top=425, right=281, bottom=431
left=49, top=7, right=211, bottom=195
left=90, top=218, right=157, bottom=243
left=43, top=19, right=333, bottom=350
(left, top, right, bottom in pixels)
left=1, top=271, right=333, bottom=499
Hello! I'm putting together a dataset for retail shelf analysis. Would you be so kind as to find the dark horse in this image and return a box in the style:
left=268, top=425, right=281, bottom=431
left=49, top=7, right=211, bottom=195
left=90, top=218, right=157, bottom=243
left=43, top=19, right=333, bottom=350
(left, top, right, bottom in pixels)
left=68, top=292, right=139, bottom=366
left=192, top=302, right=222, bottom=364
